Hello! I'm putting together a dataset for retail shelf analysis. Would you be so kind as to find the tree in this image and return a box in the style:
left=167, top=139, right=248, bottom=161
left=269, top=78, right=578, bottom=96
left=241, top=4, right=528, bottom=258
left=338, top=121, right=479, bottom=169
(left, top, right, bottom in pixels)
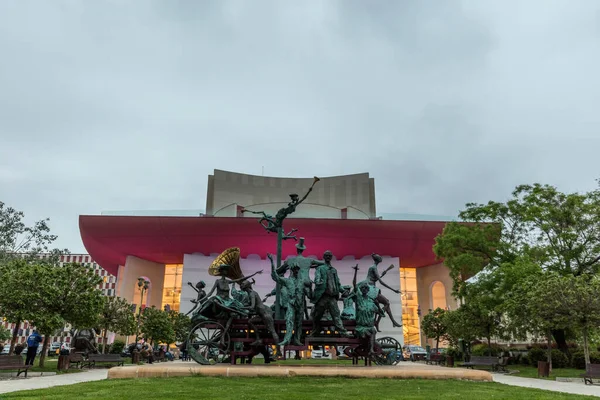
left=168, top=311, right=191, bottom=344
left=0, top=327, right=10, bottom=343
left=31, top=263, right=104, bottom=366
left=434, top=182, right=600, bottom=352
left=421, top=308, right=447, bottom=351
left=98, top=296, right=136, bottom=353
left=0, top=201, right=68, bottom=353
left=140, top=307, right=175, bottom=346
left=443, top=307, right=479, bottom=350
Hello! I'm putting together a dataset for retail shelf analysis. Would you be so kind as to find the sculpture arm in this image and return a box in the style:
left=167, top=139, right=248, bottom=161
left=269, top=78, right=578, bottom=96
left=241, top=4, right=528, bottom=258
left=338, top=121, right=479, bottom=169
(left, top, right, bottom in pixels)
left=379, top=279, right=400, bottom=294
left=203, top=281, right=218, bottom=299
left=310, top=259, right=325, bottom=268
left=230, top=270, right=263, bottom=283
left=352, top=264, right=359, bottom=290
left=187, top=282, right=199, bottom=293
left=269, top=256, right=284, bottom=285
left=379, top=264, right=394, bottom=279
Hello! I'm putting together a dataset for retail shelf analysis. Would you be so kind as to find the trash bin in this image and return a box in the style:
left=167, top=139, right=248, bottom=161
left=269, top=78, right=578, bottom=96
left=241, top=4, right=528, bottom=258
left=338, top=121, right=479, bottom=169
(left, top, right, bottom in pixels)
left=446, top=356, right=454, bottom=368
left=538, top=361, right=550, bottom=377
left=57, top=354, right=70, bottom=371
left=132, top=350, right=140, bottom=364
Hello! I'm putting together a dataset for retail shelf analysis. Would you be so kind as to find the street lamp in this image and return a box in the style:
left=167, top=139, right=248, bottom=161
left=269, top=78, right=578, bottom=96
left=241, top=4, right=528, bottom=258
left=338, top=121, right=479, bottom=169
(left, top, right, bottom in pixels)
left=134, top=278, right=150, bottom=346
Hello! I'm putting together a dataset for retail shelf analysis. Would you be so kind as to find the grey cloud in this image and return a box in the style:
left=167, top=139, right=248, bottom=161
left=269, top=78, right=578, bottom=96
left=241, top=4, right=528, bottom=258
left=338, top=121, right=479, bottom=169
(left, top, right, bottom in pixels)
left=0, top=0, right=599, bottom=251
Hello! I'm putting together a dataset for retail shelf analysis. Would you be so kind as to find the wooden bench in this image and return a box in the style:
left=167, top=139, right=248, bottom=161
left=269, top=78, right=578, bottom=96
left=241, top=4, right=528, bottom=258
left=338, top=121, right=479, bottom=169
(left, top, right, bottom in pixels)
left=68, top=353, right=85, bottom=369
left=463, top=356, right=501, bottom=371
left=0, top=355, right=31, bottom=377
left=582, top=364, right=600, bottom=385
left=426, top=353, right=445, bottom=365
left=86, top=354, right=125, bottom=368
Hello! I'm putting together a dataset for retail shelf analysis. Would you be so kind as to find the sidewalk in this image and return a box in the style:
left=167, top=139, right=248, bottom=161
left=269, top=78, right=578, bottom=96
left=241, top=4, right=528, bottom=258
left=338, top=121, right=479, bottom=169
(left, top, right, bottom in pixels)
left=0, top=369, right=108, bottom=395
left=493, top=373, right=600, bottom=398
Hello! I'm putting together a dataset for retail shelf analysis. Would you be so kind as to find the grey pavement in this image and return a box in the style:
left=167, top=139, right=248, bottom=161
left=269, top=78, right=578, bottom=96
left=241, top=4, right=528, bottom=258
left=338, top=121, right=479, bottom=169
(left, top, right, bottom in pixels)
left=493, top=373, right=600, bottom=397
left=0, top=369, right=108, bottom=395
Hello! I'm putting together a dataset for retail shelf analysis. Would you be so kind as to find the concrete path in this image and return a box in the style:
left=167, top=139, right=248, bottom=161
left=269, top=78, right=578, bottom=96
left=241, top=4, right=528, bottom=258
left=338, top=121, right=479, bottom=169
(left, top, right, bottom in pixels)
left=493, top=373, right=600, bottom=397
left=0, top=369, right=108, bottom=395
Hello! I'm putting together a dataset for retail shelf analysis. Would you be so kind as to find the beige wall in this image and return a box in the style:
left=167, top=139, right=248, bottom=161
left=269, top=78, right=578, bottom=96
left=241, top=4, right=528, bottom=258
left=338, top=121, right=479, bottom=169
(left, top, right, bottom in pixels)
left=117, top=256, right=166, bottom=308
left=206, top=169, right=376, bottom=218
left=416, top=263, right=457, bottom=347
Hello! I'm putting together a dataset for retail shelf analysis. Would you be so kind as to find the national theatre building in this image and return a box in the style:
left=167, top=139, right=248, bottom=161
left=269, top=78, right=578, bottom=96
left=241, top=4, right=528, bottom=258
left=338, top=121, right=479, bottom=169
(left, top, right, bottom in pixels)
left=79, top=169, right=458, bottom=346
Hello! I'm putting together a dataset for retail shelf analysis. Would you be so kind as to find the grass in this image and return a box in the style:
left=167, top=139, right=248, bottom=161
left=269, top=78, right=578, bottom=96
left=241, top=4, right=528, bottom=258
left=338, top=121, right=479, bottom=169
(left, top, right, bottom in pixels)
left=0, top=376, right=595, bottom=400
left=508, top=365, right=584, bottom=380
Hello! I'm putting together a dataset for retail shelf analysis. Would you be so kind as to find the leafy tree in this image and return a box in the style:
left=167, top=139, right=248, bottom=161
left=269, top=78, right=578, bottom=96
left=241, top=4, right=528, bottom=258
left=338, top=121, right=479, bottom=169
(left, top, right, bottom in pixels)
left=98, top=296, right=136, bottom=353
left=421, top=308, right=447, bottom=351
left=0, top=201, right=68, bottom=353
left=168, top=311, right=191, bottom=344
left=443, top=307, right=479, bottom=349
left=31, top=263, right=104, bottom=366
left=0, top=327, right=10, bottom=343
left=140, top=307, right=175, bottom=346
left=434, top=182, right=600, bottom=352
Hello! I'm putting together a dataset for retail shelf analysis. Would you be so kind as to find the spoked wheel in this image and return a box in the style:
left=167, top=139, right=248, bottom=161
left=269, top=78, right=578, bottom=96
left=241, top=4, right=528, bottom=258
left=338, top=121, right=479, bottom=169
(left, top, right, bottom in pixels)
left=376, top=337, right=402, bottom=364
left=187, top=321, right=230, bottom=365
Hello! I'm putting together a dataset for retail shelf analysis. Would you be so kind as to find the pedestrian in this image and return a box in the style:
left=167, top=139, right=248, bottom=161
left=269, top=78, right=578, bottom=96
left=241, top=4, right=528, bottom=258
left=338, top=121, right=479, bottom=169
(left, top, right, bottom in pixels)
left=25, top=330, right=43, bottom=365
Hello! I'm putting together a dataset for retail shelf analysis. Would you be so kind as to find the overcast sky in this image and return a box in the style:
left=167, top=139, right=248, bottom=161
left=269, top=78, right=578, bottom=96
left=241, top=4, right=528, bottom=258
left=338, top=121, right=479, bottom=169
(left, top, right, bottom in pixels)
left=1, top=1, right=599, bottom=253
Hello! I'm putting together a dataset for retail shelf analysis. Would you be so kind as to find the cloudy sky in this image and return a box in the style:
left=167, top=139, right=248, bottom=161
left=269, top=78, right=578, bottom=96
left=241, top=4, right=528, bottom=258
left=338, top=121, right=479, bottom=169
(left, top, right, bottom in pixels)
left=1, top=0, right=599, bottom=252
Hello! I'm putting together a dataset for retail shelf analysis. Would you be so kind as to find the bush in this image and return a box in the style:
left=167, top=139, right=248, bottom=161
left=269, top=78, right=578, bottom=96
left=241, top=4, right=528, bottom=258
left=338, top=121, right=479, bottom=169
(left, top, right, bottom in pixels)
left=471, top=343, right=504, bottom=357
left=551, top=349, right=569, bottom=368
left=110, top=340, right=126, bottom=354
left=445, top=347, right=463, bottom=361
left=527, top=347, right=547, bottom=364
left=528, top=347, right=570, bottom=368
left=571, top=351, right=600, bottom=369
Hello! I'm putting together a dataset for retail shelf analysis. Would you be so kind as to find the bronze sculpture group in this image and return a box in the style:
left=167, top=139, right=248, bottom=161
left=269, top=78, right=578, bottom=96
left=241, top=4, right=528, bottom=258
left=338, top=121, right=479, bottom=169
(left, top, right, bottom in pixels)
left=186, top=177, right=403, bottom=365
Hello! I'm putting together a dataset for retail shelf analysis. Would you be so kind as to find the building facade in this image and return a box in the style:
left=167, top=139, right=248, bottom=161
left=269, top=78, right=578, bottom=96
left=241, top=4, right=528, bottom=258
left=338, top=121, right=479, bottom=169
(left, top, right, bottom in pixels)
left=80, top=170, right=458, bottom=347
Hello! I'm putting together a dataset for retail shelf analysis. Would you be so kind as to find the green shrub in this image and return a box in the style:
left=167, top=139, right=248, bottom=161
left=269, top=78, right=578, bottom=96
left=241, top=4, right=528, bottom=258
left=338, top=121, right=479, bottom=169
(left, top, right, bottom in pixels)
left=551, top=349, right=569, bottom=368
left=571, top=351, right=600, bottom=369
left=527, top=347, right=546, bottom=364
left=528, top=347, right=570, bottom=368
left=110, top=340, right=126, bottom=354
left=471, top=343, right=504, bottom=357
left=445, top=347, right=463, bottom=361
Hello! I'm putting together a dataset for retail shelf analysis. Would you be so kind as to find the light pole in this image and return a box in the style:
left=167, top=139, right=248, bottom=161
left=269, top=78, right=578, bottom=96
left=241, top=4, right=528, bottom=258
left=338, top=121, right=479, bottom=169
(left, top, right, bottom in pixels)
left=134, top=278, right=150, bottom=345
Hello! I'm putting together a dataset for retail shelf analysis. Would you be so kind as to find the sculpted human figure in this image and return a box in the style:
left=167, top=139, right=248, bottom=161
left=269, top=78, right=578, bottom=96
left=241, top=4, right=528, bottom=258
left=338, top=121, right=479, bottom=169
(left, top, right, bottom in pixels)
left=277, top=237, right=325, bottom=319
left=352, top=265, right=385, bottom=355
left=268, top=253, right=306, bottom=346
left=185, top=281, right=206, bottom=316
left=309, top=251, right=350, bottom=337
left=240, top=279, right=280, bottom=346
left=340, top=285, right=355, bottom=320
left=364, top=253, right=402, bottom=329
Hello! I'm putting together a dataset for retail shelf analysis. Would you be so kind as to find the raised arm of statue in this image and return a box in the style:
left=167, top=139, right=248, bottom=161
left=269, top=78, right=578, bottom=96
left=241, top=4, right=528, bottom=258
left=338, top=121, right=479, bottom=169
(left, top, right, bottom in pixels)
left=187, top=282, right=199, bottom=293
left=352, top=264, right=359, bottom=290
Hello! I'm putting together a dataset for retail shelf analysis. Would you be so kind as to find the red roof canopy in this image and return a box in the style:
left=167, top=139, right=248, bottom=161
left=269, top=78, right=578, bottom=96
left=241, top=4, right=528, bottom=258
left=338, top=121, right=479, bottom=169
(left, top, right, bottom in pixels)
left=79, top=215, right=449, bottom=276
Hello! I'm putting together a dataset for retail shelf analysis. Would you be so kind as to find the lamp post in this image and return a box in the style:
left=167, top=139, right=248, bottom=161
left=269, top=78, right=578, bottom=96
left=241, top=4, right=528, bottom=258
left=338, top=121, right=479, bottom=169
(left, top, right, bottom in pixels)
left=134, top=278, right=150, bottom=346
left=417, top=305, right=422, bottom=346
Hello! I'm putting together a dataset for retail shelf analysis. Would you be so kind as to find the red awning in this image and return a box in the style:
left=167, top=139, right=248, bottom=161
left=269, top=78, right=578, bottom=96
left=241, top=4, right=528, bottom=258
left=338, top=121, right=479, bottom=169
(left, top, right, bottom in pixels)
left=79, top=215, right=449, bottom=276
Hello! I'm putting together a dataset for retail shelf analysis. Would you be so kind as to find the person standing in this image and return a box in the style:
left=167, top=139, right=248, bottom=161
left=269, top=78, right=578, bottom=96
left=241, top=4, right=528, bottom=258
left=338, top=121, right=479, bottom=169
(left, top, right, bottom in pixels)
left=25, top=330, right=43, bottom=366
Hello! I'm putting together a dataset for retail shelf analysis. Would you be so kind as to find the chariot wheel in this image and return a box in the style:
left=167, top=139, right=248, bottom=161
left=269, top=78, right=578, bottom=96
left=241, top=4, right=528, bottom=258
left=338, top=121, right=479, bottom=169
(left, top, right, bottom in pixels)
left=187, top=321, right=230, bottom=365
left=374, top=337, right=402, bottom=365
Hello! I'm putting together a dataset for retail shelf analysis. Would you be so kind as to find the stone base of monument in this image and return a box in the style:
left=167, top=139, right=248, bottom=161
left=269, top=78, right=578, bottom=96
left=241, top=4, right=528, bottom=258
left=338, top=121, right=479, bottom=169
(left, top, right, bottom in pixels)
left=107, top=363, right=492, bottom=382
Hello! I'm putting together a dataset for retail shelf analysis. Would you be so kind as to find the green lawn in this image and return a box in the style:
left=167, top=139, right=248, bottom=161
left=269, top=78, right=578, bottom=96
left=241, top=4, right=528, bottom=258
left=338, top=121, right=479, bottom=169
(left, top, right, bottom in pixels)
left=508, top=365, right=584, bottom=380
left=0, top=377, right=595, bottom=400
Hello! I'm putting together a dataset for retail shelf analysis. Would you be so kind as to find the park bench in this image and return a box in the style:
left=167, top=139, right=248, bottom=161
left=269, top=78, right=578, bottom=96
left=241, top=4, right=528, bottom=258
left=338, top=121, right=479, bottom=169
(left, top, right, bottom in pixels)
left=86, top=354, right=125, bottom=369
left=68, top=353, right=85, bottom=369
left=426, top=353, right=445, bottom=365
left=0, top=355, right=31, bottom=377
left=462, top=356, right=502, bottom=371
left=582, top=363, right=600, bottom=385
